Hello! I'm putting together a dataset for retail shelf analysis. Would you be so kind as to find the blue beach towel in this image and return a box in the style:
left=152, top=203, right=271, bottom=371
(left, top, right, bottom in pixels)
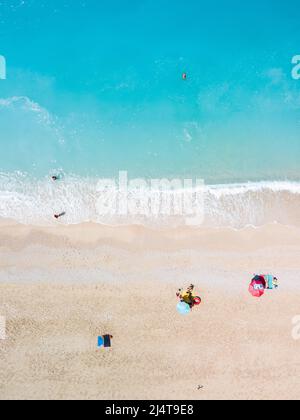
left=265, top=274, right=274, bottom=289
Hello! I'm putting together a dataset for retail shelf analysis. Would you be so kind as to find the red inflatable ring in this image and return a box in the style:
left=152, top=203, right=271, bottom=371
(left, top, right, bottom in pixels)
left=194, top=297, right=202, bottom=306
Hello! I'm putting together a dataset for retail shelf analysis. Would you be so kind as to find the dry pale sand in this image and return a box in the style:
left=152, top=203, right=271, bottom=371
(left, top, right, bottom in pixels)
left=0, top=221, right=300, bottom=400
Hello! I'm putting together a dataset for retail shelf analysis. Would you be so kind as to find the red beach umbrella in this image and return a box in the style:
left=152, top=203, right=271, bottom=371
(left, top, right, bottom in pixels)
left=249, top=276, right=266, bottom=298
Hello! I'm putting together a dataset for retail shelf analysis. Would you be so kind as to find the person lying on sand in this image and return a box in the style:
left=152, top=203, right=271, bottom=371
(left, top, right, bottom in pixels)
left=177, top=284, right=195, bottom=308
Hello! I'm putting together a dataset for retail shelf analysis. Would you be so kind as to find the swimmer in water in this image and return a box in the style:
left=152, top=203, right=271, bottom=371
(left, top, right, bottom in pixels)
left=51, top=173, right=64, bottom=181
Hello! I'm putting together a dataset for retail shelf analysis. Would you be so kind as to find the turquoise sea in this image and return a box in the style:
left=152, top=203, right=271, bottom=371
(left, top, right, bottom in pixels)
left=0, top=1, right=300, bottom=227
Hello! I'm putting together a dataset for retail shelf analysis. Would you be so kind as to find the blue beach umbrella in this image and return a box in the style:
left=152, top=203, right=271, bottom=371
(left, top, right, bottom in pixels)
left=177, top=301, right=191, bottom=315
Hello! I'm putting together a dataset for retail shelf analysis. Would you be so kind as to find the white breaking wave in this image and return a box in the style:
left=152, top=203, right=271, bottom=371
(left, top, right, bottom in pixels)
left=0, top=173, right=300, bottom=228
left=204, top=181, right=300, bottom=228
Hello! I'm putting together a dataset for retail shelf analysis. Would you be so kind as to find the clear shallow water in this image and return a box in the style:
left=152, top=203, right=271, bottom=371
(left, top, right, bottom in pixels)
left=1, top=1, right=300, bottom=226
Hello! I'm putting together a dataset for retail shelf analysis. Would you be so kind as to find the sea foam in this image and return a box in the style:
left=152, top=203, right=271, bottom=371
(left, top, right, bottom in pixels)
left=0, top=172, right=300, bottom=229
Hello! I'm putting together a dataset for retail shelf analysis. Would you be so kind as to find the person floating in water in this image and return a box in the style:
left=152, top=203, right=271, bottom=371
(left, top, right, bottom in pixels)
left=52, top=176, right=59, bottom=181
left=177, top=284, right=201, bottom=308
left=54, top=212, right=66, bottom=220
left=182, top=72, right=187, bottom=80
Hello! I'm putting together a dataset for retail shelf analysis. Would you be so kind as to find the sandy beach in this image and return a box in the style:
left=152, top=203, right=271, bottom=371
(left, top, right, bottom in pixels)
left=0, top=221, right=300, bottom=400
